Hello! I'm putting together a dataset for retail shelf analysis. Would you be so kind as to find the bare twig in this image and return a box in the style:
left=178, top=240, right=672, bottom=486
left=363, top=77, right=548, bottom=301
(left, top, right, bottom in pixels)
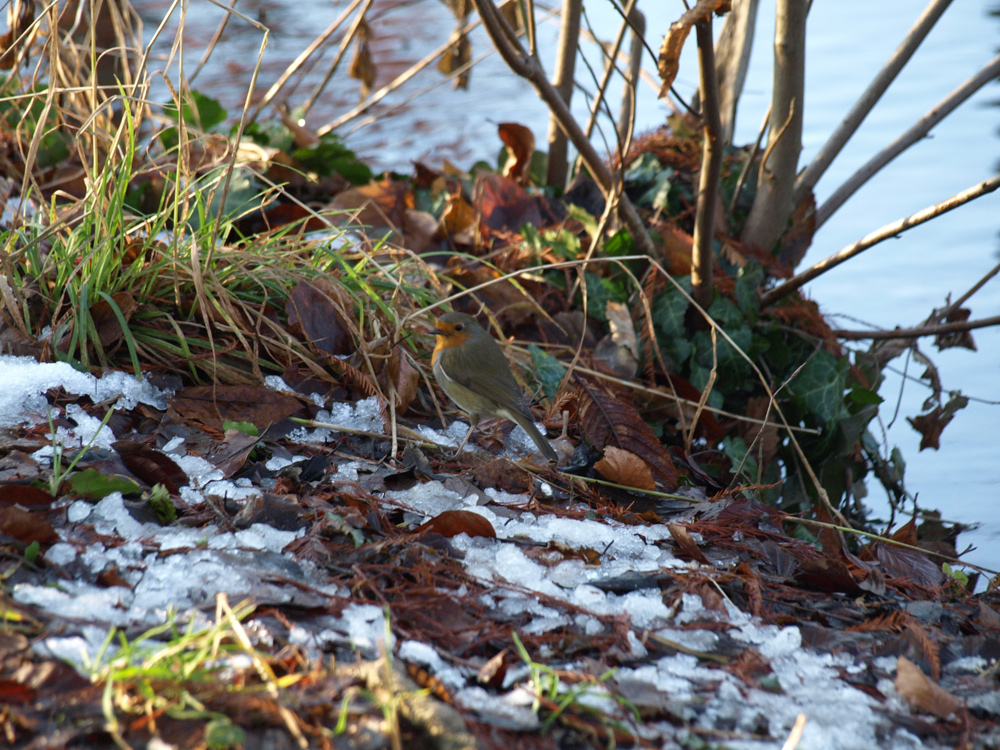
left=793, top=0, right=951, bottom=206
left=761, top=175, right=1000, bottom=308
left=816, top=53, right=1000, bottom=228
left=691, top=17, right=723, bottom=311
left=545, top=0, right=581, bottom=189
left=249, top=0, right=370, bottom=122
left=470, top=0, right=658, bottom=258
left=832, top=314, right=1000, bottom=341
left=316, top=14, right=486, bottom=136
left=694, top=0, right=760, bottom=147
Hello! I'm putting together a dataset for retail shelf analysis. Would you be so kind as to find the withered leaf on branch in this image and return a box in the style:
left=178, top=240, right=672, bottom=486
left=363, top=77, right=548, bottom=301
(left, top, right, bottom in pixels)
left=906, top=392, right=968, bottom=451
left=349, top=22, right=377, bottom=99
left=497, top=122, right=535, bottom=186
left=572, top=374, right=678, bottom=489
left=657, top=0, right=731, bottom=99
left=934, top=306, right=976, bottom=351
left=437, top=32, right=471, bottom=89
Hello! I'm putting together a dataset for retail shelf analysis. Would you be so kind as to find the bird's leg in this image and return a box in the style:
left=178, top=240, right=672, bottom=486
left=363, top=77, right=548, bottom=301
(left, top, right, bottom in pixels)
left=451, top=416, right=479, bottom=458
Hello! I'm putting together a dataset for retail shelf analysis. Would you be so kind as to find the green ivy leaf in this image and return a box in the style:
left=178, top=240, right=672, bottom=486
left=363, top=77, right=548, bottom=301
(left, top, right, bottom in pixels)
left=162, top=90, right=228, bottom=130
left=529, top=344, right=566, bottom=400
left=788, top=349, right=848, bottom=425
left=68, top=469, right=142, bottom=499
left=223, top=419, right=259, bottom=437
left=292, top=133, right=374, bottom=184
left=582, top=273, right=626, bottom=321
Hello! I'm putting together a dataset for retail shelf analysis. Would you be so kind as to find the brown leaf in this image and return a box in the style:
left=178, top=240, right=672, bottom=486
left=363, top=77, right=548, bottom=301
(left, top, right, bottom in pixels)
left=348, top=23, right=377, bottom=99
left=0, top=484, right=54, bottom=508
left=440, top=191, right=476, bottom=239
left=668, top=523, right=710, bottom=565
left=498, top=122, right=535, bottom=186
left=206, top=430, right=260, bottom=478
left=286, top=279, right=354, bottom=356
left=594, top=446, right=655, bottom=491
left=906, top=392, right=968, bottom=450
left=475, top=173, right=563, bottom=239
left=112, top=441, right=188, bottom=495
left=437, top=32, right=471, bottom=89
left=332, top=177, right=413, bottom=234
left=895, top=656, right=962, bottom=718
left=416, top=510, right=496, bottom=539
left=379, top=348, right=419, bottom=414
left=169, top=385, right=305, bottom=433
left=89, top=292, right=137, bottom=349
left=935, top=307, right=976, bottom=351
left=657, top=1, right=728, bottom=98
left=572, top=374, right=678, bottom=489
left=0, top=507, right=57, bottom=544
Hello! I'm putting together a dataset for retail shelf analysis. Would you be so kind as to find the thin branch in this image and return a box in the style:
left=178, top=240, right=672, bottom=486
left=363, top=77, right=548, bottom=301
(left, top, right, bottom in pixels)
left=316, top=14, right=485, bottom=136
left=761, top=175, right=1000, bottom=308
left=470, top=0, right=659, bottom=258
left=816, top=52, right=1000, bottom=228
left=691, top=17, right=722, bottom=311
left=545, top=0, right=581, bottom=189
left=832, top=314, right=1000, bottom=341
left=248, top=0, right=369, bottom=123
left=793, top=0, right=952, bottom=206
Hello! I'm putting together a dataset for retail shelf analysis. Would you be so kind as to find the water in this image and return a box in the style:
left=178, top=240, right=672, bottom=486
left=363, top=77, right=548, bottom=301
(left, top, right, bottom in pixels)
left=132, top=0, right=999, bottom=575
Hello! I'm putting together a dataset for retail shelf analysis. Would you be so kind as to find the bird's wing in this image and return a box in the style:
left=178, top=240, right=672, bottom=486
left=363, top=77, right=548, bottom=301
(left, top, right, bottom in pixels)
left=440, top=342, right=531, bottom=416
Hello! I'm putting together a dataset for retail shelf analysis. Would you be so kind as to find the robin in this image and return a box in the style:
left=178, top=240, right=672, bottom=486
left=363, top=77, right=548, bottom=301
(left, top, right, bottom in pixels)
left=431, top=312, right=558, bottom=463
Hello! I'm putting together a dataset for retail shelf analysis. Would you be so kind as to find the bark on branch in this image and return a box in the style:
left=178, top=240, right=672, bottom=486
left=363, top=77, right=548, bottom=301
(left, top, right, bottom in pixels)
left=792, top=0, right=951, bottom=207
left=470, top=0, right=658, bottom=258
left=739, top=0, right=806, bottom=253
left=815, top=52, right=1000, bottom=228
left=691, top=18, right=723, bottom=311
left=760, top=175, right=1000, bottom=308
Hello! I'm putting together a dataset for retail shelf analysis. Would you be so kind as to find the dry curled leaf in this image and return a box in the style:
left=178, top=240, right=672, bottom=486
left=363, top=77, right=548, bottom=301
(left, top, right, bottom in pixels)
left=349, top=22, right=377, bottom=99
left=594, top=446, right=655, bottom=491
left=437, top=32, right=471, bottom=89
left=498, top=122, right=535, bottom=186
left=416, top=510, right=496, bottom=539
left=895, top=656, right=962, bottom=719
left=572, top=374, right=678, bottom=489
left=657, top=0, right=730, bottom=98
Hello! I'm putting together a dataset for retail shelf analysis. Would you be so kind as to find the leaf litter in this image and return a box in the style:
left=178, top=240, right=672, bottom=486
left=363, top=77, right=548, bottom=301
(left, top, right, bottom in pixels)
left=1, top=356, right=997, bottom=750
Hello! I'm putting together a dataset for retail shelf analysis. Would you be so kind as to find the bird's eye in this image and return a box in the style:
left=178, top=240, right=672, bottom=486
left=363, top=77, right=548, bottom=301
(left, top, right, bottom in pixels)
left=455, top=324, right=464, bottom=331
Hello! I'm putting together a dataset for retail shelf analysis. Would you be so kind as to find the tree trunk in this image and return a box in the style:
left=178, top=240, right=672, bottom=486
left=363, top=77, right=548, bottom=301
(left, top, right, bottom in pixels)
left=739, top=0, right=806, bottom=252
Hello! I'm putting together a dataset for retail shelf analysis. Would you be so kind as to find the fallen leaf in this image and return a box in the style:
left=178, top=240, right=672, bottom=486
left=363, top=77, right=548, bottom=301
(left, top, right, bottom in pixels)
left=595, top=446, right=656, bottom=491
left=286, top=279, right=354, bottom=356
left=895, top=656, right=962, bottom=718
left=415, top=510, right=496, bottom=539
